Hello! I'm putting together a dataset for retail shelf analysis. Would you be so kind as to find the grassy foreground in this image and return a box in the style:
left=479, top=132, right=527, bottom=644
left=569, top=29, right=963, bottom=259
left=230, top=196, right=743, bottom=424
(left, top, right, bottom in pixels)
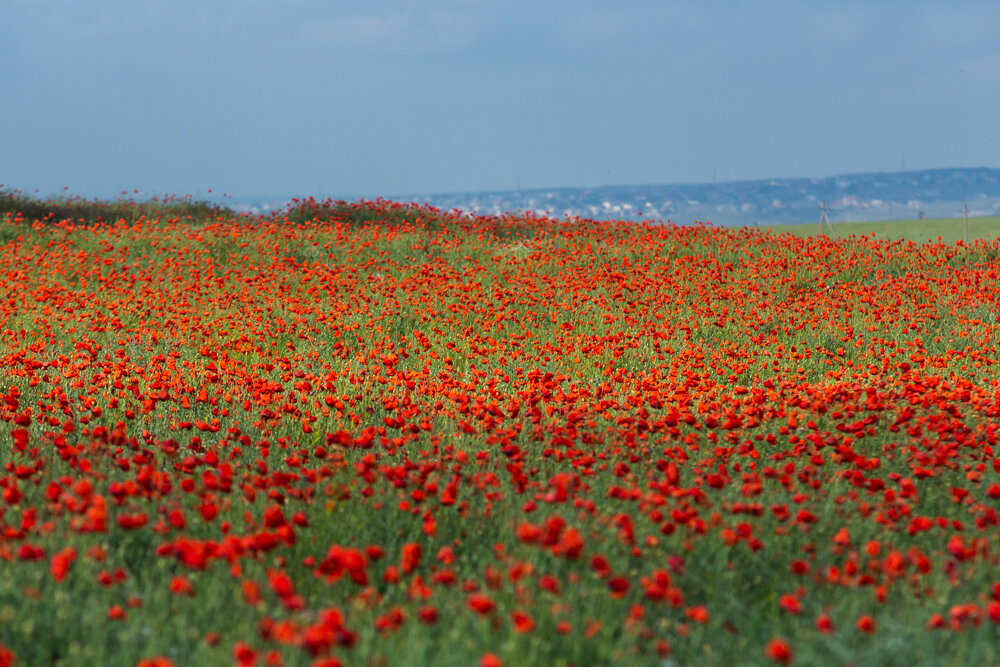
left=766, top=215, right=1000, bottom=244
left=1, top=195, right=1000, bottom=665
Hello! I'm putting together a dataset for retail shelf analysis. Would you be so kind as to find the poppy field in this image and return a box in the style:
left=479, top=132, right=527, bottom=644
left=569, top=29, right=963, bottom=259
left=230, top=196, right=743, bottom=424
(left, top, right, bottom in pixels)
left=2, top=196, right=1000, bottom=665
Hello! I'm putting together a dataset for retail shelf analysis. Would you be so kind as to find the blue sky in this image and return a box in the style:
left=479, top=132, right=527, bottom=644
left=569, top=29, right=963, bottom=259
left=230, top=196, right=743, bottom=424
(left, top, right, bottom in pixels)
left=2, top=1, right=998, bottom=201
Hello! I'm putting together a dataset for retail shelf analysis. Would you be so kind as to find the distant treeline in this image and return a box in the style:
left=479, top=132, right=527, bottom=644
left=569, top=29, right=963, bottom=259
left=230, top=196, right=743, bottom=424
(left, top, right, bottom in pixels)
left=0, top=190, right=234, bottom=226
left=0, top=190, right=457, bottom=230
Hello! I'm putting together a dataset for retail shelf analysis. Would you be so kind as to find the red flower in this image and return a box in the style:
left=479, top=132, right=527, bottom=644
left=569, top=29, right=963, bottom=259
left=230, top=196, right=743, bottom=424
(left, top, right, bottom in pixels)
left=608, top=576, right=630, bottom=599
left=856, top=614, right=876, bottom=633
left=374, top=606, right=407, bottom=633
left=268, top=570, right=295, bottom=598
left=778, top=594, right=801, bottom=615
left=590, top=554, right=612, bottom=578
left=764, top=637, right=793, bottom=664
left=233, top=641, right=257, bottom=666
left=49, top=547, right=77, bottom=582
left=511, top=610, right=535, bottom=633
left=116, top=512, right=148, bottom=530
left=199, top=500, right=218, bottom=522
left=516, top=522, right=541, bottom=543
left=400, top=542, right=422, bottom=574
left=467, top=593, right=496, bottom=616
left=480, top=653, right=503, bottom=667
left=553, top=526, right=584, bottom=560
left=685, top=605, right=710, bottom=624
left=242, top=580, right=262, bottom=606
left=418, top=605, right=439, bottom=625
left=539, top=575, right=560, bottom=594
left=816, top=613, right=834, bottom=634
left=170, top=575, right=195, bottom=596
left=136, top=658, right=174, bottom=667
left=263, top=504, right=286, bottom=528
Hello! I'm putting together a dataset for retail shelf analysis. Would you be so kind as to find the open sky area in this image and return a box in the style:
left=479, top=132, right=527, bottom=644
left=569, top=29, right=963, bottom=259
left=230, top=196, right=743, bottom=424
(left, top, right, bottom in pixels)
left=2, top=1, right=999, bottom=202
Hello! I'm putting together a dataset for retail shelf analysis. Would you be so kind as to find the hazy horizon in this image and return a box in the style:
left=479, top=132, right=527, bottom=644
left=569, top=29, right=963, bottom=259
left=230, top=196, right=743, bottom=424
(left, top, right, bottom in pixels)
left=3, top=1, right=999, bottom=201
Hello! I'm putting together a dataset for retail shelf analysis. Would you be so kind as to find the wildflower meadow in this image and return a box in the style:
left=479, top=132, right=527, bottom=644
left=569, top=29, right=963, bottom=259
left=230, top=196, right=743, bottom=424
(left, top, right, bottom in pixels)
left=1, top=196, right=999, bottom=665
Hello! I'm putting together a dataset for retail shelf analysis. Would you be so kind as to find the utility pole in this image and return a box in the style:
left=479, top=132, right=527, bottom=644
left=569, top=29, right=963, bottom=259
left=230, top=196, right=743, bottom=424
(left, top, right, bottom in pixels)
left=964, top=201, right=968, bottom=245
left=818, top=201, right=837, bottom=238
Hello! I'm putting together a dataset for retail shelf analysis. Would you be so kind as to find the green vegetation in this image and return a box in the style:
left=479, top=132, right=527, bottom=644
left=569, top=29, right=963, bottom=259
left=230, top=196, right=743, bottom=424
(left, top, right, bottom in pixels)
left=765, top=215, right=1000, bottom=244
left=0, top=189, right=233, bottom=227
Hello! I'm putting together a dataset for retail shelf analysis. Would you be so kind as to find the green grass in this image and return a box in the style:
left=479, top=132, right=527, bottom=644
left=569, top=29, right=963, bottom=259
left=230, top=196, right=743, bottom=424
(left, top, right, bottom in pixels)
left=763, top=215, right=1000, bottom=244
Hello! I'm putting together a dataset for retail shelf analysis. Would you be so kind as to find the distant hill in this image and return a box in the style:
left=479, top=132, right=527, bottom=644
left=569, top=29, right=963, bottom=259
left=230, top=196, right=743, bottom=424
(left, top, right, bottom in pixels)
left=235, top=167, right=1000, bottom=227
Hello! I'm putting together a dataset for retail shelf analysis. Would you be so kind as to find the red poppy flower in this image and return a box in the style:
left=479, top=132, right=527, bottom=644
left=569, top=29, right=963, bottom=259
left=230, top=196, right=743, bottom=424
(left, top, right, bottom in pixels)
left=778, top=594, right=801, bottom=615
left=400, top=542, right=422, bottom=574
left=511, top=610, right=535, bottom=633
left=608, top=576, right=630, bottom=599
left=233, top=641, right=257, bottom=666
left=170, top=575, right=195, bottom=596
left=764, top=637, right=793, bottom=664
left=467, top=593, right=496, bottom=616
left=480, top=653, right=503, bottom=667
left=856, top=615, right=876, bottom=633
left=49, top=547, right=76, bottom=582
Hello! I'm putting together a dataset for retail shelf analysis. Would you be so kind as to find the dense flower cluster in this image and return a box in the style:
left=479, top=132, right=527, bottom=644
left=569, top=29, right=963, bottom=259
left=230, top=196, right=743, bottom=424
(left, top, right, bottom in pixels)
left=1, top=200, right=1000, bottom=665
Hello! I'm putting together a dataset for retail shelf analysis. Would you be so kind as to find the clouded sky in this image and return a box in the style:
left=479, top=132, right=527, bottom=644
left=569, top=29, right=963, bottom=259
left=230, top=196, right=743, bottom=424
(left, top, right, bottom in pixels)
left=2, top=1, right=998, bottom=201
